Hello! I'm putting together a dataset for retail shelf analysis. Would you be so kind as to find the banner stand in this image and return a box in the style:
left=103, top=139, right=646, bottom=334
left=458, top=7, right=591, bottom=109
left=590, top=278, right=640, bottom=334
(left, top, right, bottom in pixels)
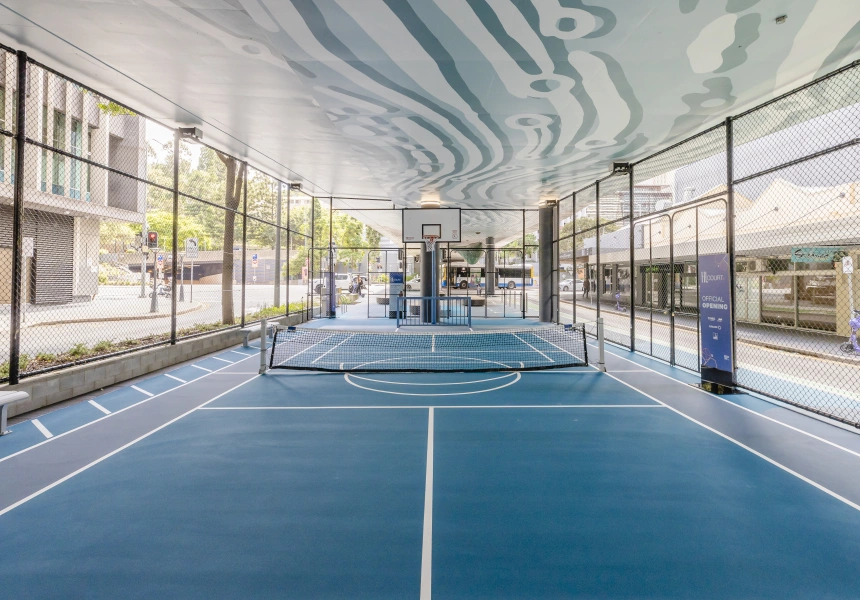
left=698, top=253, right=737, bottom=394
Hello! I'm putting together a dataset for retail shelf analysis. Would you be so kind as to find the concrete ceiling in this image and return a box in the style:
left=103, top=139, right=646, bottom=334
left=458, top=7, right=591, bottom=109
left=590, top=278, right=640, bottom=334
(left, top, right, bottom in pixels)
left=0, top=0, right=858, bottom=208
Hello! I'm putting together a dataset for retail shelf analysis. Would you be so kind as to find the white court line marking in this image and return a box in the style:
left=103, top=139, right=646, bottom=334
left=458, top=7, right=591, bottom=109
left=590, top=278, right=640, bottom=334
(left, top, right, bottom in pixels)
left=164, top=374, right=187, bottom=384
left=32, top=419, right=53, bottom=439
left=591, top=343, right=860, bottom=461
left=431, top=335, right=435, bottom=353
left=0, top=351, right=258, bottom=465
left=130, top=386, right=154, bottom=397
left=281, top=333, right=338, bottom=363
left=602, top=370, right=860, bottom=512
left=420, top=407, right=433, bottom=600
left=513, top=333, right=553, bottom=363
left=344, top=372, right=521, bottom=396
left=348, top=373, right=517, bottom=386
left=312, top=334, right=355, bottom=364
left=230, top=350, right=250, bottom=356
left=0, top=375, right=262, bottom=517
left=191, top=364, right=213, bottom=372
left=88, top=400, right=111, bottom=415
left=199, top=404, right=664, bottom=410
left=210, top=356, right=235, bottom=364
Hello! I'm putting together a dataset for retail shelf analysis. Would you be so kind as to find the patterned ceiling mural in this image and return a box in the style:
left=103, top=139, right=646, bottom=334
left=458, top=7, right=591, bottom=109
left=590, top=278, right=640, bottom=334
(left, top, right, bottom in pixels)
left=3, top=0, right=859, bottom=207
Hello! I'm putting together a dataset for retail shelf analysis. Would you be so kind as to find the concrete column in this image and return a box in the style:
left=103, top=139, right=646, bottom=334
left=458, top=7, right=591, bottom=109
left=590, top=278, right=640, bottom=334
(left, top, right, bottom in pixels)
left=485, top=236, right=495, bottom=295
left=539, top=206, right=554, bottom=322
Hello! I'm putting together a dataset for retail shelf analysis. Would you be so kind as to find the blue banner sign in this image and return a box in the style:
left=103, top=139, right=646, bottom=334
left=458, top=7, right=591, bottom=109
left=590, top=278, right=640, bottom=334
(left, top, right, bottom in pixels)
left=390, top=272, right=404, bottom=284
left=698, top=253, right=733, bottom=373
left=791, top=247, right=840, bottom=263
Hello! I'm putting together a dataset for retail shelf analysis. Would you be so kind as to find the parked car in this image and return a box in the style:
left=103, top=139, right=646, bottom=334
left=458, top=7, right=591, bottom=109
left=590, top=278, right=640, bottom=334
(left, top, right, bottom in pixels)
left=405, top=275, right=420, bottom=291
left=559, top=278, right=583, bottom=292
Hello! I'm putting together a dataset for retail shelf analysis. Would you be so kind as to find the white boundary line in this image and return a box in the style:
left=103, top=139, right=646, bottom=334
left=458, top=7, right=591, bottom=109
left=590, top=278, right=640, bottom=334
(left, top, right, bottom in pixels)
left=130, top=386, right=154, bottom=398
left=191, top=365, right=213, bottom=372
left=0, top=352, right=258, bottom=465
left=0, top=374, right=261, bottom=518
left=312, top=334, right=355, bottom=364
left=198, top=404, right=664, bottom=410
left=601, top=370, right=860, bottom=512
left=31, top=419, right=52, bottom=439
left=420, top=407, right=433, bottom=600
left=347, top=373, right=517, bottom=386
left=512, top=333, right=553, bottom=363
left=88, top=400, right=111, bottom=415
left=344, top=372, right=522, bottom=396
left=210, top=357, right=235, bottom=364
left=164, top=374, right=187, bottom=384
left=591, top=343, right=860, bottom=460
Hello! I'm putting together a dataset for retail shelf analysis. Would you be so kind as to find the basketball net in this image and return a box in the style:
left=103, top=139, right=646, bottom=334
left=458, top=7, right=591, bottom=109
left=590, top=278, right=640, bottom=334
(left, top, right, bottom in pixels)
left=423, top=235, right=438, bottom=253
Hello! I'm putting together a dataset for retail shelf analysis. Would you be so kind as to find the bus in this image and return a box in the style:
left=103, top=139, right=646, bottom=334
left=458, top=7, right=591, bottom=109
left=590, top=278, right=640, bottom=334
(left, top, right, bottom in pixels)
left=441, top=262, right=535, bottom=289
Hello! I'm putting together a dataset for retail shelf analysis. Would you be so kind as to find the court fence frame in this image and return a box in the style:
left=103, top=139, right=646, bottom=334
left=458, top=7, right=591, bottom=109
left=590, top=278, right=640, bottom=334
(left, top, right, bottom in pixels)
left=557, top=59, right=860, bottom=427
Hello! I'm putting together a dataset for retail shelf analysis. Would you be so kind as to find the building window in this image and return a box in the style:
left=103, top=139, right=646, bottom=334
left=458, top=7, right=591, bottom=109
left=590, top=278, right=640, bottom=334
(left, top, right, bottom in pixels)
left=52, top=110, right=65, bottom=196
left=41, top=105, right=48, bottom=192
left=70, top=118, right=82, bottom=199
left=86, top=127, right=92, bottom=202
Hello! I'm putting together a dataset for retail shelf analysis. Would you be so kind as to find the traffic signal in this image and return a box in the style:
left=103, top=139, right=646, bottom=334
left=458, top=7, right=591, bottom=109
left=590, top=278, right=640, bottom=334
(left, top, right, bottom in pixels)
left=147, top=231, right=158, bottom=248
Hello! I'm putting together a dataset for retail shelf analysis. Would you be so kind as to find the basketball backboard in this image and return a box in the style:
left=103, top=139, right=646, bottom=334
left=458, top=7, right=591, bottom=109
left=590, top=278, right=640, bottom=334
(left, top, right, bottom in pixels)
left=402, top=208, right=461, bottom=243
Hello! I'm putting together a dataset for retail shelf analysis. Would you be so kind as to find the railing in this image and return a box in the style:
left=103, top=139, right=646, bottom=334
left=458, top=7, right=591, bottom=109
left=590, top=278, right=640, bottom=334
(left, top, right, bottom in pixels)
left=396, top=296, right=472, bottom=327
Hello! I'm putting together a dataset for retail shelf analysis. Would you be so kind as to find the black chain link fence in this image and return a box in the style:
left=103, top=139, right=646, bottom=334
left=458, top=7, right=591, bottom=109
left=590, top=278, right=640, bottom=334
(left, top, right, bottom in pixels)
left=561, top=60, right=860, bottom=427
left=1, top=48, right=310, bottom=384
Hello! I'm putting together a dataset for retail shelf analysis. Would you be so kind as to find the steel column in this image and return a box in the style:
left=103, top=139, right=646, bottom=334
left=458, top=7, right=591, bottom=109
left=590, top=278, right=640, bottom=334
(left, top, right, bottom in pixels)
left=726, top=117, right=738, bottom=384
left=170, top=129, right=179, bottom=344
left=8, top=51, right=27, bottom=384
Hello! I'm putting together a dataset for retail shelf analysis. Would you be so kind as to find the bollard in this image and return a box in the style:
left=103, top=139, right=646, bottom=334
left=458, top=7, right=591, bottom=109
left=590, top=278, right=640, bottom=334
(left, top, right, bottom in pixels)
left=259, top=318, right=268, bottom=374
left=597, top=317, right=606, bottom=372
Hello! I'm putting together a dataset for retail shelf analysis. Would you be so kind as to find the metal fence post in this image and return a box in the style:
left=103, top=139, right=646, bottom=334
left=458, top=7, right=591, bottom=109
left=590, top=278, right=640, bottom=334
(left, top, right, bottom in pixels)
left=572, top=192, right=576, bottom=325
left=726, top=116, right=738, bottom=385
left=628, top=166, right=635, bottom=351
left=595, top=180, right=601, bottom=323
left=170, top=129, right=179, bottom=344
left=669, top=215, right=675, bottom=365
left=286, top=185, right=291, bottom=316
left=275, top=183, right=282, bottom=309
left=8, top=51, right=27, bottom=385
left=240, top=162, right=248, bottom=327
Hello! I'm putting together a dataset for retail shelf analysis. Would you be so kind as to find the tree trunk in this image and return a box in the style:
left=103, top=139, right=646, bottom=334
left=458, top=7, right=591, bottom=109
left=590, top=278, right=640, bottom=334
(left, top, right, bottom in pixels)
left=217, top=152, right=245, bottom=325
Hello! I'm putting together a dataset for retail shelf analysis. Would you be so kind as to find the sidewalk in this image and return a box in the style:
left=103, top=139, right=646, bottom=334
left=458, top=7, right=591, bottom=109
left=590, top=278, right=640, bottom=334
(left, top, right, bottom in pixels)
left=0, top=289, right=204, bottom=330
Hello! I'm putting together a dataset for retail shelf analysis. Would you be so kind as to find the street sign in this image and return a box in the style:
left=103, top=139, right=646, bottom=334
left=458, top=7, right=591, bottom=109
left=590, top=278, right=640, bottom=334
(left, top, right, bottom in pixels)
left=252, top=253, right=258, bottom=268
left=843, top=256, right=854, bottom=274
left=791, top=247, right=841, bottom=263
left=185, top=238, right=198, bottom=259
left=157, top=254, right=164, bottom=268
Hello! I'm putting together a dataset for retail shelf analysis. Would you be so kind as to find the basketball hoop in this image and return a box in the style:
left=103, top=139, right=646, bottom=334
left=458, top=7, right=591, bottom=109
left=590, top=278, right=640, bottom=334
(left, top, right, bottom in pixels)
left=423, top=235, right=439, bottom=252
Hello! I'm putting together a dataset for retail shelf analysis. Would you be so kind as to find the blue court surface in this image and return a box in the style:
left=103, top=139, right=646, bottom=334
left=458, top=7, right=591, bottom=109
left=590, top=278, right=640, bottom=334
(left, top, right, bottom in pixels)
left=2, top=340, right=860, bottom=599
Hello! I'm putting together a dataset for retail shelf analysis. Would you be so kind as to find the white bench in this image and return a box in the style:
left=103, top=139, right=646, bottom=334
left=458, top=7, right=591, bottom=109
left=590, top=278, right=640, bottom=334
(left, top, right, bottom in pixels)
left=1, top=390, right=29, bottom=436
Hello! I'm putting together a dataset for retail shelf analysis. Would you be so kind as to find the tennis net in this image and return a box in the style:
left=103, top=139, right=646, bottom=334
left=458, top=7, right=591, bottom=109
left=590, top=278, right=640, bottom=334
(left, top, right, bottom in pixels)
left=269, top=325, right=588, bottom=372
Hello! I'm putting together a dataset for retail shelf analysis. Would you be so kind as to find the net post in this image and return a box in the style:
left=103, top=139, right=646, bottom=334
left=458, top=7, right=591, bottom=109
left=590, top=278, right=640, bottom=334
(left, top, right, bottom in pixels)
left=259, top=317, right=268, bottom=374
left=597, top=317, right=606, bottom=372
